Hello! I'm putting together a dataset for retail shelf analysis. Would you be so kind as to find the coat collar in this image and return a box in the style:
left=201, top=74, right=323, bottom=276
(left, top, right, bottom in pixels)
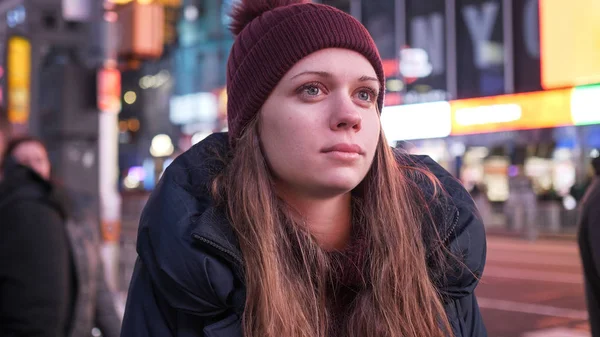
left=190, top=206, right=243, bottom=269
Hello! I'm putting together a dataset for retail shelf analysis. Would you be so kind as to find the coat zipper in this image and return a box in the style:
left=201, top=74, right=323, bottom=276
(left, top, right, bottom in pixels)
left=441, top=208, right=460, bottom=244
left=427, top=207, right=460, bottom=259
left=192, top=233, right=244, bottom=266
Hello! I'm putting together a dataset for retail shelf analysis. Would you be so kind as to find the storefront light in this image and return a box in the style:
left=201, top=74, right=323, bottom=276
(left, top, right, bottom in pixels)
left=386, top=79, right=404, bottom=92
left=454, top=104, right=522, bottom=126
left=184, top=5, right=198, bottom=21
left=124, top=175, right=140, bottom=189
left=123, top=166, right=145, bottom=190
left=563, top=195, right=577, bottom=211
left=169, top=92, right=218, bottom=125
left=140, top=76, right=154, bottom=89
left=449, top=142, right=466, bottom=157
left=128, top=118, right=140, bottom=132
left=380, top=101, right=451, bottom=142
left=150, top=134, right=174, bottom=157
left=139, top=70, right=170, bottom=89
left=124, top=91, right=137, bottom=104
left=571, top=84, right=600, bottom=126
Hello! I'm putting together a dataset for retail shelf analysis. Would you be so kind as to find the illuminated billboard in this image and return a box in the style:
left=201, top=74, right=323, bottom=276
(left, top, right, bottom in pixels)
left=571, top=85, right=600, bottom=126
left=7, top=36, right=30, bottom=124
left=381, top=101, right=452, bottom=142
left=540, top=0, right=600, bottom=89
left=450, top=90, right=574, bottom=135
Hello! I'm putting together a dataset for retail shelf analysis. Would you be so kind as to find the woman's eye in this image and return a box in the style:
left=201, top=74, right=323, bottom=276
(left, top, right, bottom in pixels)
left=358, top=90, right=371, bottom=101
left=357, top=89, right=377, bottom=102
left=304, top=85, right=320, bottom=96
left=296, top=83, right=326, bottom=100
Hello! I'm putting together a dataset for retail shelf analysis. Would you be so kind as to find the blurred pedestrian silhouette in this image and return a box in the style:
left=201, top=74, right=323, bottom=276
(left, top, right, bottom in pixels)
left=578, top=156, right=600, bottom=337
left=470, top=183, right=493, bottom=228
left=0, top=136, right=121, bottom=337
left=505, top=166, right=538, bottom=240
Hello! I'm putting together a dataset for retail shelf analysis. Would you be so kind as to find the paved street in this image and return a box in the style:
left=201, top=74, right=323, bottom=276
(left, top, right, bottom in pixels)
left=477, top=236, right=591, bottom=337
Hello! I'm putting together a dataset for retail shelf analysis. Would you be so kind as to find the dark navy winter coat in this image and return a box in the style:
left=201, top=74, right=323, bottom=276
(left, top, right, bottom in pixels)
left=578, top=176, right=600, bottom=337
left=121, top=132, right=487, bottom=336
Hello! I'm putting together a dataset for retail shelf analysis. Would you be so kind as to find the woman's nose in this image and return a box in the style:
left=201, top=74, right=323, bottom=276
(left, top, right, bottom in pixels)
left=329, top=96, right=362, bottom=132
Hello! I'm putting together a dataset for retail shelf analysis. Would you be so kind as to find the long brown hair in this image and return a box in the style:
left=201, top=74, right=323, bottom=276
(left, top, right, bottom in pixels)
left=212, top=116, right=452, bottom=337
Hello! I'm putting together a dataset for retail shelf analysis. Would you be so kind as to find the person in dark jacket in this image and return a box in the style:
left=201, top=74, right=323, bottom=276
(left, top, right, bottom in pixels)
left=578, top=156, right=600, bottom=337
left=122, top=1, right=487, bottom=336
left=0, top=137, right=121, bottom=337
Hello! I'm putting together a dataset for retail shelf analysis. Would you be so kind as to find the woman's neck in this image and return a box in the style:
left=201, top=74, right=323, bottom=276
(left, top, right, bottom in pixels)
left=281, top=192, right=353, bottom=251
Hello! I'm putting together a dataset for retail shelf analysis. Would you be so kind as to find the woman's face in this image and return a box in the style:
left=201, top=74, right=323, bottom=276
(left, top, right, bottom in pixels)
left=259, top=48, right=381, bottom=199
left=12, top=141, right=51, bottom=180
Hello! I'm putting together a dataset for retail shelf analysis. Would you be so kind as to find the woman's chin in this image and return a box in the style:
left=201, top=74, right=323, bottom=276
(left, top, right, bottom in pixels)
left=316, top=174, right=364, bottom=195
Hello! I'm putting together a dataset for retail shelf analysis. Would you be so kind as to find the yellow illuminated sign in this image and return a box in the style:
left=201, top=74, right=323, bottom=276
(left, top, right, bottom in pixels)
left=450, top=90, right=574, bottom=135
left=7, top=36, right=31, bottom=125
left=540, top=0, right=600, bottom=89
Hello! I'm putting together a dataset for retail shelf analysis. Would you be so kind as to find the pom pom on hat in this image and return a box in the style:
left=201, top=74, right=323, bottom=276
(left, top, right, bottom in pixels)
left=229, top=0, right=311, bottom=36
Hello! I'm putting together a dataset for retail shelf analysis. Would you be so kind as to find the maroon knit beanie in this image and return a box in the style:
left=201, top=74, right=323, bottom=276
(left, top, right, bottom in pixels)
left=226, top=0, right=385, bottom=146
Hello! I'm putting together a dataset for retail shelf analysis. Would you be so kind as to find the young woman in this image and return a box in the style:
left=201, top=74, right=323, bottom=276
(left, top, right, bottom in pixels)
left=0, top=137, right=122, bottom=337
left=122, top=1, right=487, bottom=336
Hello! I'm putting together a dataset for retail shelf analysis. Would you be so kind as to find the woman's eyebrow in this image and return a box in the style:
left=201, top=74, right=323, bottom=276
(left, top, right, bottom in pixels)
left=290, top=71, right=331, bottom=80
left=358, top=75, right=378, bottom=83
left=291, top=71, right=378, bottom=84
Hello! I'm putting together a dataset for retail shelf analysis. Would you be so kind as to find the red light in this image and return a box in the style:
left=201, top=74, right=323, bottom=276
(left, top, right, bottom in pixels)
left=104, top=11, right=118, bottom=22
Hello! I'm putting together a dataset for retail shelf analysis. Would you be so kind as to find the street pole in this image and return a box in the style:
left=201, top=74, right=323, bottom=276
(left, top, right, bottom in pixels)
left=98, top=2, right=122, bottom=292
